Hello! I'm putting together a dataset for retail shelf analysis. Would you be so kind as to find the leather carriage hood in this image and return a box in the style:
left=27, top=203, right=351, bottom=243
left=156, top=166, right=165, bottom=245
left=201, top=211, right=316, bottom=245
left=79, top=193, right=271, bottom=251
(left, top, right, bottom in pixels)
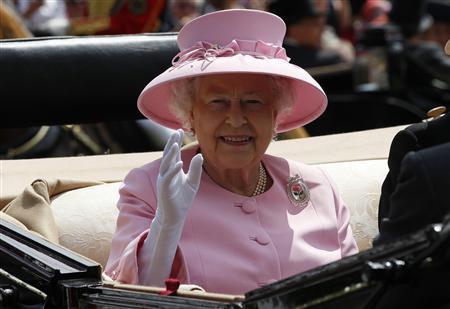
left=0, top=34, right=178, bottom=128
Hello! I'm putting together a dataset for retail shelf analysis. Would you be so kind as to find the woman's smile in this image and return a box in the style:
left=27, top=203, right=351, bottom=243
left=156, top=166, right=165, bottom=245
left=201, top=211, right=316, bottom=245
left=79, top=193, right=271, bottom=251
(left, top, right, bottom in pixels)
left=220, top=135, right=254, bottom=146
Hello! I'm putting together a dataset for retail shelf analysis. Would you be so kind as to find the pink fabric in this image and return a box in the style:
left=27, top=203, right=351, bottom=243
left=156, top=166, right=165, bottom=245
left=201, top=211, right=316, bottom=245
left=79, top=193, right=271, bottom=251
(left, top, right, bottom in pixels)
left=172, top=40, right=289, bottom=68
left=105, top=148, right=358, bottom=294
left=177, top=9, right=286, bottom=50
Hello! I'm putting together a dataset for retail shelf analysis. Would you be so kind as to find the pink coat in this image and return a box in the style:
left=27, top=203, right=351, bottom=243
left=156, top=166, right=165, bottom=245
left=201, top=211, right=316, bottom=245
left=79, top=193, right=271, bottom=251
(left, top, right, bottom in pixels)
left=105, top=147, right=358, bottom=294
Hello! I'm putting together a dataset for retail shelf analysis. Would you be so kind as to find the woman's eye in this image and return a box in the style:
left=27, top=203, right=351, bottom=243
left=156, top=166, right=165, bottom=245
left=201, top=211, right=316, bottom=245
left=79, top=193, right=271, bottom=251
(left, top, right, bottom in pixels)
left=243, top=99, right=264, bottom=109
left=210, top=99, right=227, bottom=104
left=244, top=99, right=263, bottom=104
left=207, top=99, right=228, bottom=110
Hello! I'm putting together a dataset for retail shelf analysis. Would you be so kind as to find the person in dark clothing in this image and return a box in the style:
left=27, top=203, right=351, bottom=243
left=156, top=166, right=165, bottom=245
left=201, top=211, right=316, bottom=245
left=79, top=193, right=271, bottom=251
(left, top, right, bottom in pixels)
left=389, top=0, right=450, bottom=110
left=374, top=110, right=450, bottom=245
left=375, top=37, right=450, bottom=240
left=268, top=0, right=350, bottom=68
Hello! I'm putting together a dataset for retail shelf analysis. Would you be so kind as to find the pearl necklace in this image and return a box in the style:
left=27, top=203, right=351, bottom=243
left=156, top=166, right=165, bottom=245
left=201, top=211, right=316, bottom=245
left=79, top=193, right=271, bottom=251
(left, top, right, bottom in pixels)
left=252, top=163, right=267, bottom=196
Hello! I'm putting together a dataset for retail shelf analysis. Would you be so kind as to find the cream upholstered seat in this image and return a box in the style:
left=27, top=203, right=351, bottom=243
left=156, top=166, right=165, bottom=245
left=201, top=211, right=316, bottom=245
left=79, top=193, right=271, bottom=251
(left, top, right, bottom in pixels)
left=320, top=160, right=386, bottom=251
left=51, top=182, right=121, bottom=267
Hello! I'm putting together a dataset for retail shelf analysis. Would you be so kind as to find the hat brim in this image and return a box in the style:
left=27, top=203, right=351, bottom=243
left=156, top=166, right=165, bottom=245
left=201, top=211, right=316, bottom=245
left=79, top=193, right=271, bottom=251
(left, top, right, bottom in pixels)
left=137, top=54, right=327, bottom=133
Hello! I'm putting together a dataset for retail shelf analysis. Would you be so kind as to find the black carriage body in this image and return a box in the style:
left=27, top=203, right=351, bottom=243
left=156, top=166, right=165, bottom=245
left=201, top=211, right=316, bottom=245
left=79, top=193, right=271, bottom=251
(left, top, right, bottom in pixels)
left=2, top=218, right=450, bottom=308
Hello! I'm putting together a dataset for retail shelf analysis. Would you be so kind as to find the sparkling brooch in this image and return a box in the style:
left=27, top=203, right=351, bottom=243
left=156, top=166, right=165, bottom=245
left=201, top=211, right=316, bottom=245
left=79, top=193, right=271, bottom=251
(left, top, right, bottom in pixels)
left=286, top=174, right=310, bottom=207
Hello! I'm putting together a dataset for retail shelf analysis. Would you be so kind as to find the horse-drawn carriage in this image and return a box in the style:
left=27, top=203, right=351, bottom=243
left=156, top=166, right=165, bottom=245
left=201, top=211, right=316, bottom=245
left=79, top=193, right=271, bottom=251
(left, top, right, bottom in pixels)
left=1, top=33, right=449, bottom=308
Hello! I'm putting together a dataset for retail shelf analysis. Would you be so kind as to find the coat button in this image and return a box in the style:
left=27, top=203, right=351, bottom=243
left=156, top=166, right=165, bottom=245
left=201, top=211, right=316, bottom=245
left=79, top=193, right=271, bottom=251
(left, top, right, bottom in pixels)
left=255, top=233, right=270, bottom=245
left=242, top=201, right=256, bottom=214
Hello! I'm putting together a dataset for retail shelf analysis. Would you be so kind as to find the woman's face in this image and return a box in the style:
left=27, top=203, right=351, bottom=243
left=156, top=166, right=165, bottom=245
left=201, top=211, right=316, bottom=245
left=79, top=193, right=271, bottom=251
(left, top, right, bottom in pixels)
left=191, top=73, right=277, bottom=170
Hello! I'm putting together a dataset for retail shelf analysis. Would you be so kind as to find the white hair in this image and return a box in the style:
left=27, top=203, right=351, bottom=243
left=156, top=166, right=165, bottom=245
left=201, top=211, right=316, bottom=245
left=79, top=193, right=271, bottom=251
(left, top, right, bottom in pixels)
left=169, top=75, right=295, bottom=131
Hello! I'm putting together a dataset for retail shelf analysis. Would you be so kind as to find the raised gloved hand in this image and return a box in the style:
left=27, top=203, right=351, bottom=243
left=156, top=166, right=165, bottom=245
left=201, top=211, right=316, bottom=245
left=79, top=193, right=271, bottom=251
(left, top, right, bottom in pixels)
left=138, top=129, right=203, bottom=286
left=155, top=129, right=203, bottom=227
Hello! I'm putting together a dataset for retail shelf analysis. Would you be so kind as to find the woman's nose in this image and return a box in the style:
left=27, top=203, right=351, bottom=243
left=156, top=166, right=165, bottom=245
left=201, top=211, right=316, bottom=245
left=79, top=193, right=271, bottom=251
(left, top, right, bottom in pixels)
left=225, top=101, right=247, bottom=127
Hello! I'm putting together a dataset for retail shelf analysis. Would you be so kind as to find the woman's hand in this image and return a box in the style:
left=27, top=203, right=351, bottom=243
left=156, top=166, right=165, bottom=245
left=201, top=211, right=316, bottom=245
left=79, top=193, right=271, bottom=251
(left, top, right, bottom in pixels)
left=139, top=130, right=202, bottom=286
left=156, top=129, right=203, bottom=227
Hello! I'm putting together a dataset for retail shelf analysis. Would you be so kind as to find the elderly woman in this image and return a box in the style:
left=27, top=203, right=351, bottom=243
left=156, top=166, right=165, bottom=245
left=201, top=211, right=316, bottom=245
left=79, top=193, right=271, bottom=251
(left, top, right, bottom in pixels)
left=105, top=9, right=358, bottom=295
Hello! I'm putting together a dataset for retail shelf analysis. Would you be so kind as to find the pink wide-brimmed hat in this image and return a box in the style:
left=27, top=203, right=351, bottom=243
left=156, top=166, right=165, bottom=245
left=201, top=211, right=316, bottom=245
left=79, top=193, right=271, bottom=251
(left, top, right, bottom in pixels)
left=137, top=9, right=327, bottom=133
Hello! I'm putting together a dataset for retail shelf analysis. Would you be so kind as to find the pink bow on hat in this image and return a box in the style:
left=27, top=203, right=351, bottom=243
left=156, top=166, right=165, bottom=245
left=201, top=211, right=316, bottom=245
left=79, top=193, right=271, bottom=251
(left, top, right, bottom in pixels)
left=172, top=39, right=290, bottom=68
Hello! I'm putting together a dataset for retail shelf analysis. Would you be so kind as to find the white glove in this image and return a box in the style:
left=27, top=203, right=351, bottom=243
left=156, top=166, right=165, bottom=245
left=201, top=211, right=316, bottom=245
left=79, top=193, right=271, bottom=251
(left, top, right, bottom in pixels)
left=138, top=129, right=203, bottom=286
left=156, top=129, right=203, bottom=228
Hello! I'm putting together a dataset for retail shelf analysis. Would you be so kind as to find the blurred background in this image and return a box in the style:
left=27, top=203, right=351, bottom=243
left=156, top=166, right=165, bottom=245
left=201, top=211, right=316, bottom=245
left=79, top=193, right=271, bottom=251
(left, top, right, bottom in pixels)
left=1, top=0, right=449, bottom=159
